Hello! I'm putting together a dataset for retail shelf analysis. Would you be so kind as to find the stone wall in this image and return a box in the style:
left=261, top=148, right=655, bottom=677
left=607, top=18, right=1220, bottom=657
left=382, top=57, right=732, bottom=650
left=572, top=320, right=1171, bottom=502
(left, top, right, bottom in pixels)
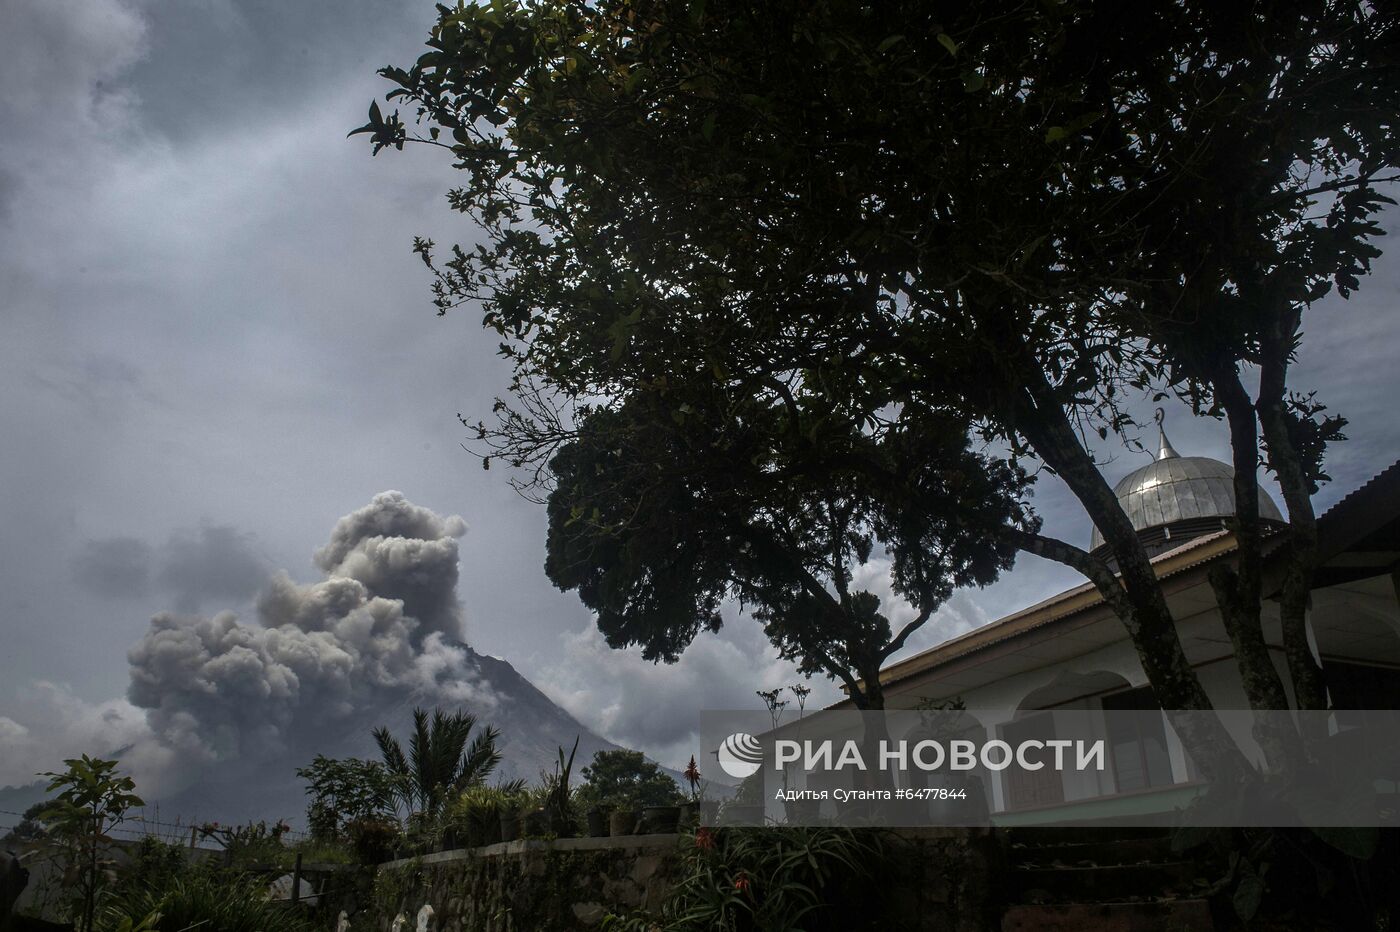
left=366, top=835, right=681, bottom=932
left=362, top=828, right=1002, bottom=932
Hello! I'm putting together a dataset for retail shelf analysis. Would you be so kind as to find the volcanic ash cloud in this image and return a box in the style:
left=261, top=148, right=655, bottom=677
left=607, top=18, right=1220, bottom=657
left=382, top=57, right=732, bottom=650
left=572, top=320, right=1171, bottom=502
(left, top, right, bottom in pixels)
left=125, top=491, right=491, bottom=773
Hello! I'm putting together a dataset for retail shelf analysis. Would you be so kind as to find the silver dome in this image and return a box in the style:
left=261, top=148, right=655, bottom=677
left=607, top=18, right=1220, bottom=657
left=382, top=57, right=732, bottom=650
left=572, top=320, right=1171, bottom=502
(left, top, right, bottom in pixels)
left=1089, top=426, right=1284, bottom=554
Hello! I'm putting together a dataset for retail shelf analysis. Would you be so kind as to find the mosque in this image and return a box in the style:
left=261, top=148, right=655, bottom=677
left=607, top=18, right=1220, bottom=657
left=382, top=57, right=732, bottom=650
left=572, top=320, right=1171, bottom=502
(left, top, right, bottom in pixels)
left=860, top=424, right=1400, bottom=822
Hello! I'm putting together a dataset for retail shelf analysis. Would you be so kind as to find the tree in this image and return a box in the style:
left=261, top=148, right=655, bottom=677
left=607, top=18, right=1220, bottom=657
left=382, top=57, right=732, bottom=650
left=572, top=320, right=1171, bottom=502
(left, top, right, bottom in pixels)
left=295, top=755, right=398, bottom=841
left=573, top=750, right=682, bottom=812
left=1, top=802, right=50, bottom=845
left=37, top=755, right=144, bottom=932
left=372, top=706, right=502, bottom=823
left=359, top=0, right=1399, bottom=774
left=545, top=398, right=1032, bottom=708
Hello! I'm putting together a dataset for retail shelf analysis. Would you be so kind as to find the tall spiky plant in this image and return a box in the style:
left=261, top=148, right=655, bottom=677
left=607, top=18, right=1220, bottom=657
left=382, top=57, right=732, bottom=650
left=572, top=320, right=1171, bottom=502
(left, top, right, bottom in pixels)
left=371, top=706, right=502, bottom=822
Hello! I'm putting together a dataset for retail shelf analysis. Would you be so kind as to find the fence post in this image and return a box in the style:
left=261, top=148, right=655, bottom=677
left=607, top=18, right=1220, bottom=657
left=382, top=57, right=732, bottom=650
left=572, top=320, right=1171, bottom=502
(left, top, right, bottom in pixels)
left=290, top=852, right=302, bottom=905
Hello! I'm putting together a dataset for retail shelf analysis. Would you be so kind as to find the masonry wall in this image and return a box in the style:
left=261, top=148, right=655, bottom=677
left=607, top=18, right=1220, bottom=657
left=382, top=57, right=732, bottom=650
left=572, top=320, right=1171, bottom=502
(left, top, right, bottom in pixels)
left=362, top=828, right=1002, bottom=932
left=366, top=835, right=681, bottom=932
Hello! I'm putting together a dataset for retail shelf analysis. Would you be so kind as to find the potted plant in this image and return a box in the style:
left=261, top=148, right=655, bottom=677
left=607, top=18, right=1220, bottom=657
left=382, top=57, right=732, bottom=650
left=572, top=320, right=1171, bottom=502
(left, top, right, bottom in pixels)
left=585, top=806, right=608, bottom=837
left=523, top=806, right=550, bottom=837
left=608, top=807, right=639, bottom=836
left=542, top=737, right=580, bottom=839
left=498, top=778, right=529, bottom=839
left=499, top=806, right=522, bottom=843
left=719, top=772, right=764, bottom=826
left=640, top=803, right=681, bottom=834
left=347, top=816, right=401, bottom=865
left=452, top=785, right=515, bottom=848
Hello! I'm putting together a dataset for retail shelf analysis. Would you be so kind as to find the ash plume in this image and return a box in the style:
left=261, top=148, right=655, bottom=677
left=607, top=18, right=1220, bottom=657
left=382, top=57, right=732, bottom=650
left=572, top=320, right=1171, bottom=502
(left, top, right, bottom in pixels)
left=125, top=491, right=492, bottom=778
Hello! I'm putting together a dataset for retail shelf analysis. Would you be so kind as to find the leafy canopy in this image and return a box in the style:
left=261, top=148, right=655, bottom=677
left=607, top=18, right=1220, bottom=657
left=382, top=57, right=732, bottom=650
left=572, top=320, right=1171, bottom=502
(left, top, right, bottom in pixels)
left=573, top=749, right=682, bottom=812
left=546, top=397, right=1034, bottom=706
left=295, top=754, right=399, bottom=841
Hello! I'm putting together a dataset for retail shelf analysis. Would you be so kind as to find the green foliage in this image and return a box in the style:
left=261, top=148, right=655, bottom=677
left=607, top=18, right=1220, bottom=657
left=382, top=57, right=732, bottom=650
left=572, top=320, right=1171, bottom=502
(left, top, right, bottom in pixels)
left=280, top=837, right=355, bottom=867
left=98, top=871, right=316, bottom=932
left=372, top=706, right=503, bottom=824
left=346, top=816, right=404, bottom=865
left=114, top=837, right=186, bottom=899
left=295, top=754, right=398, bottom=841
left=196, top=819, right=290, bottom=869
left=608, top=827, right=883, bottom=932
left=543, top=399, right=1031, bottom=708
left=541, top=737, right=581, bottom=837
left=37, top=755, right=145, bottom=932
left=442, top=784, right=527, bottom=848
left=575, top=750, right=682, bottom=813
left=0, top=801, right=51, bottom=844
left=102, top=910, right=162, bottom=932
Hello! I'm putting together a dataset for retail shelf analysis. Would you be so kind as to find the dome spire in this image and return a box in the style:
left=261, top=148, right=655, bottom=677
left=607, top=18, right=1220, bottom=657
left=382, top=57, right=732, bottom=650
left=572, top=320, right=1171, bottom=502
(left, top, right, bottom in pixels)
left=1154, top=408, right=1181, bottom=460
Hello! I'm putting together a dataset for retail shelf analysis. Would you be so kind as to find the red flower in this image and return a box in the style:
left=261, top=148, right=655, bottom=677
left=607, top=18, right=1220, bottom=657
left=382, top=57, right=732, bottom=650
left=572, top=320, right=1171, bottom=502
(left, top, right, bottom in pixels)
left=694, top=827, right=716, bottom=850
left=734, top=872, right=751, bottom=895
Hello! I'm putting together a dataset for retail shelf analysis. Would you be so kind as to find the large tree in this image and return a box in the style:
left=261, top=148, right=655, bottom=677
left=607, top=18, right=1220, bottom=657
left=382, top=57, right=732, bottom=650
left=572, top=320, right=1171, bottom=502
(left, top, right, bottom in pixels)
left=545, top=396, right=1033, bottom=708
left=358, top=0, right=1399, bottom=774
left=573, top=749, right=683, bottom=811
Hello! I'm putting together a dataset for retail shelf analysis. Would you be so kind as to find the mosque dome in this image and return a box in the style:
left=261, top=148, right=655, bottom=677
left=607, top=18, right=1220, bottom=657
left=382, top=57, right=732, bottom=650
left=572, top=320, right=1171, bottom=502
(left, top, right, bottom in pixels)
left=1088, top=413, right=1284, bottom=558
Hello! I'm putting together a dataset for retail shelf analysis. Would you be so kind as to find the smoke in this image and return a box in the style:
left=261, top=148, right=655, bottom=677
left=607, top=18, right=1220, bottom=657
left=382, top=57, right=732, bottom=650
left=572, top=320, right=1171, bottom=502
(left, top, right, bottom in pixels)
left=122, top=492, right=492, bottom=787
left=72, top=524, right=271, bottom=611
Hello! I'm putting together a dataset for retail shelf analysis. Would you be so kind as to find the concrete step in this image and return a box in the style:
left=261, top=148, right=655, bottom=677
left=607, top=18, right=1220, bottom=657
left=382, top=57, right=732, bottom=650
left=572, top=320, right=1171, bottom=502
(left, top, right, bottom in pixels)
left=1009, top=835, right=1175, bottom=868
left=1010, top=860, right=1198, bottom=903
left=1003, top=826, right=1172, bottom=847
left=1002, top=898, right=1215, bottom=932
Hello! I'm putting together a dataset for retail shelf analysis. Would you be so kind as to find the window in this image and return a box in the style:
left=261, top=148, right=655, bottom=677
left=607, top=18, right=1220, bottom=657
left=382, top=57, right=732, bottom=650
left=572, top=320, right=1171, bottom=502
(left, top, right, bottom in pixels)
left=1002, top=712, right=1065, bottom=810
left=1100, top=687, right=1174, bottom=793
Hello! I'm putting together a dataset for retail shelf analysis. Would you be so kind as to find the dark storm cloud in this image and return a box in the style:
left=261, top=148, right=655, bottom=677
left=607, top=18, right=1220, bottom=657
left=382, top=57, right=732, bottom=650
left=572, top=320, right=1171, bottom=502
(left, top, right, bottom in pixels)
left=70, top=537, right=154, bottom=599
left=71, top=524, right=268, bottom=611
left=158, top=524, right=270, bottom=612
left=122, top=0, right=422, bottom=143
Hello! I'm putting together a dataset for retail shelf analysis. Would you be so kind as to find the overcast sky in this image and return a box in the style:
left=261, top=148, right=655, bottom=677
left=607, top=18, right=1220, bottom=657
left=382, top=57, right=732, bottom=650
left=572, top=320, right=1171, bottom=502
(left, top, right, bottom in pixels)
left=2, top=0, right=1398, bottom=789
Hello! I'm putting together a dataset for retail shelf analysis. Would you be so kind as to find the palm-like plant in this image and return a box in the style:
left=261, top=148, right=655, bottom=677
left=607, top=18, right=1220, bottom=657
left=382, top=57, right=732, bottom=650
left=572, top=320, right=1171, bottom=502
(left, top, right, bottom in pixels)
left=372, top=706, right=503, bottom=821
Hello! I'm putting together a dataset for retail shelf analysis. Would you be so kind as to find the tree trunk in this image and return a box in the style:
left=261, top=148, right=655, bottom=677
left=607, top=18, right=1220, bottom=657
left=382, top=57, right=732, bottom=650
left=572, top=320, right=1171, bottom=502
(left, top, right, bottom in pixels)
left=1207, top=368, right=1304, bottom=772
left=1005, top=352, right=1250, bottom=781
left=1257, top=303, right=1327, bottom=713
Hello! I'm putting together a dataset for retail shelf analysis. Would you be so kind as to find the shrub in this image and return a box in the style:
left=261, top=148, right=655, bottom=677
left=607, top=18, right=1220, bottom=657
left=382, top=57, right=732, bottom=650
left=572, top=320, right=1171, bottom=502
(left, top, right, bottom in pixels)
left=346, top=817, right=402, bottom=865
left=98, top=871, right=317, bottom=932
left=608, top=827, right=884, bottom=932
left=113, top=837, right=186, bottom=898
left=295, top=755, right=398, bottom=842
left=196, top=820, right=293, bottom=869
left=574, top=749, right=682, bottom=813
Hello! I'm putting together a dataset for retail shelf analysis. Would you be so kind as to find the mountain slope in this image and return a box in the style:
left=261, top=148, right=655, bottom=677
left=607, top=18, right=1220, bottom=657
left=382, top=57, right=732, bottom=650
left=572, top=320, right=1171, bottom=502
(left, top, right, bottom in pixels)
left=150, top=643, right=643, bottom=828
